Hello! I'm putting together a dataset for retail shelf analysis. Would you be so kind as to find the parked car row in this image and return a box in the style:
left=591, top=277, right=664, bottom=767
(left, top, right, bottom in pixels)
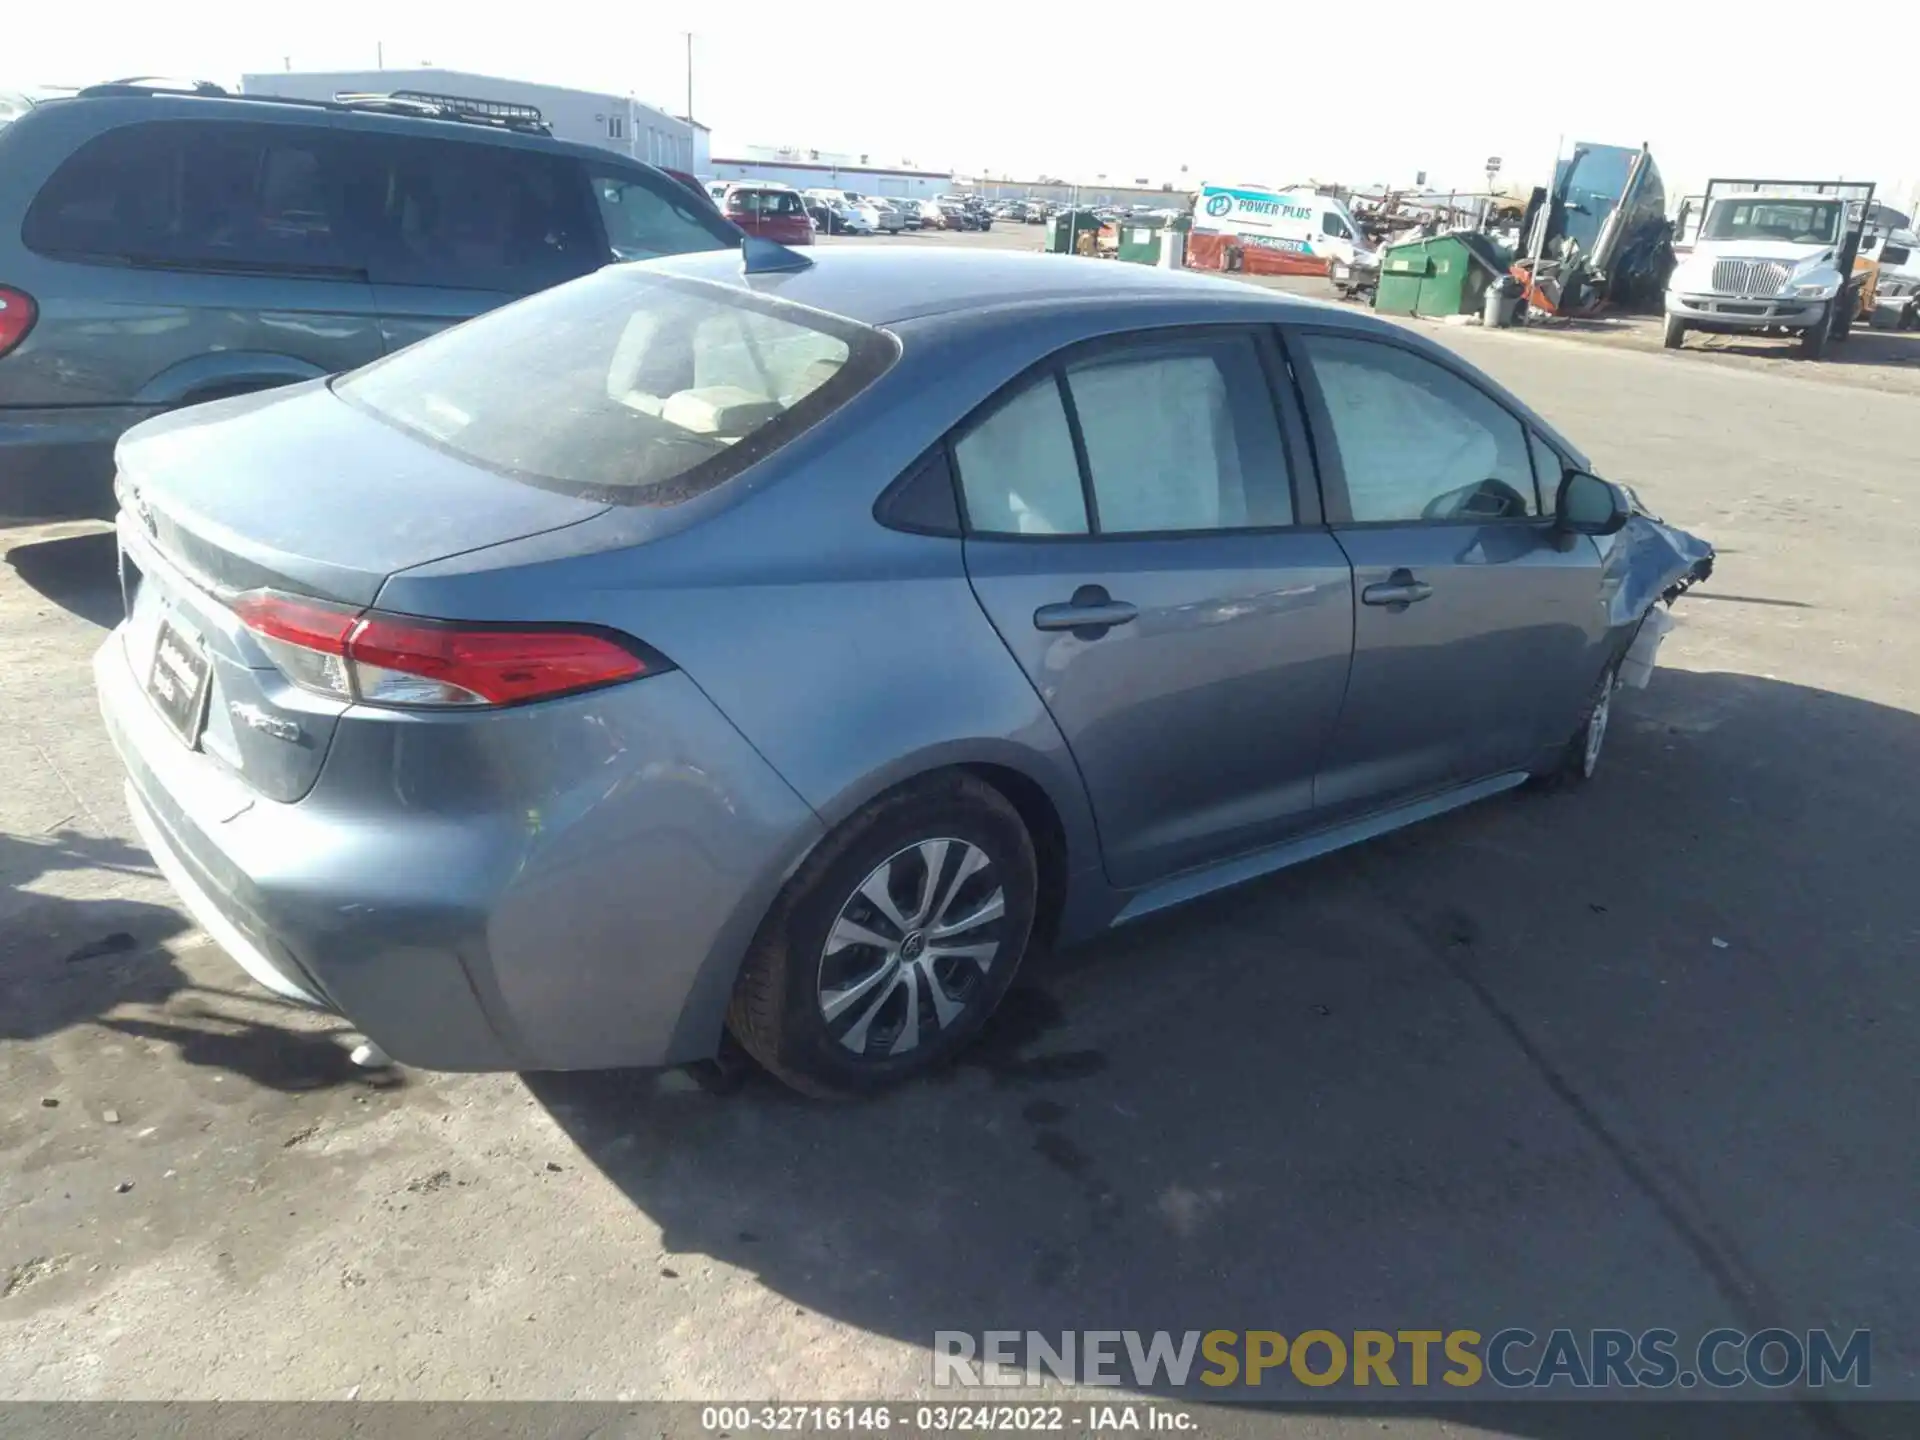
left=703, top=182, right=971, bottom=238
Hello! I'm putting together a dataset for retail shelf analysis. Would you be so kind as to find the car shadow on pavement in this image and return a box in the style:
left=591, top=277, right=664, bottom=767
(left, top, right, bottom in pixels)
left=1, top=829, right=379, bottom=1093
left=5, top=528, right=122, bottom=629
left=532, top=668, right=1917, bottom=1430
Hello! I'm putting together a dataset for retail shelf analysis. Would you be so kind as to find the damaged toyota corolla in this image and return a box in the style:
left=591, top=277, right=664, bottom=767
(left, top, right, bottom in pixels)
left=94, top=243, right=1712, bottom=1096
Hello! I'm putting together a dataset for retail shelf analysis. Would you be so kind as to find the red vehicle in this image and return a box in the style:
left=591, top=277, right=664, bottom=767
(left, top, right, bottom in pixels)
left=719, top=185, right=814, bottom=245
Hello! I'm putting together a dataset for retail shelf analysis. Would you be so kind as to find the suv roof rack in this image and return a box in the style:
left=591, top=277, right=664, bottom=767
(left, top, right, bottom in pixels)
left=71, top=77, right=554, bottom=136
left=332, top=90, right=552, bottom=133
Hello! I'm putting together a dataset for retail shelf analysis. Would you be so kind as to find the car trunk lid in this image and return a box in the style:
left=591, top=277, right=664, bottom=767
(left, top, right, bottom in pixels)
left=112, top=381, right=609, bottom=802
left=116, top=381, right=610, bottom=607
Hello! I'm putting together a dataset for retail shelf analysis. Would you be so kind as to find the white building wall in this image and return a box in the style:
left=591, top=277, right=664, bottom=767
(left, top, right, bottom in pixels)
left=705, top=157, right=951, bottom=201
left=240, top=68, right=697, bottom=172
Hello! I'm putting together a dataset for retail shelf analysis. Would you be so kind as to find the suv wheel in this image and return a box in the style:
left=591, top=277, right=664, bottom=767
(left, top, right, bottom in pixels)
left=727, top=773, right=1037, bottom=1097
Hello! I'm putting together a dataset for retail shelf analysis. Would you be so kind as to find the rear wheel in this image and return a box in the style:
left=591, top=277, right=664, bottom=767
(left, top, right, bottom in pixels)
left=1662, top=315, right=1687, bottom=350
left=727, top=773, right=1037, bottom=1097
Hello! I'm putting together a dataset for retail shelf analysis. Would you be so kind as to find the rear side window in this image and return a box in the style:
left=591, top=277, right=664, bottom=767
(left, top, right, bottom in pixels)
left=23, top=120, right=356, bottom=273
left=953, top=377, right=1089, bottom=535
left=953, top=331, right=1291, bottom=537
left=1065, top=334, right=1291, bottom=531
left=591, top=166, right=733, bottom=262
left=338, top=135, right=602, bottom=291
left=333, top=268, right=895, bottom=503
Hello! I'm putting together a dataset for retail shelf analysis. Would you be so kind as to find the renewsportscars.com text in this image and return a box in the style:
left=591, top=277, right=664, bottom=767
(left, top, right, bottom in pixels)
left=933, top=1328, right=1871, bottom=1391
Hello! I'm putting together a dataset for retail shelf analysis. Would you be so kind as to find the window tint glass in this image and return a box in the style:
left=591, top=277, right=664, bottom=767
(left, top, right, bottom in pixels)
left=1528, top=430, right=1565, bottom=513
left=1300, top=334, right=1536, bottom=522
left=24, top=121, right=354, bottom=272
left=592, top=168, right=731, bottom=262
left=1065, top=335, right=1290, bottom=532
left=1321, top=212, right=1351, bottom=239
left=336, top=136, right=601, bottom=291
left=334, top=269, right=889, bottom=503
left=953, top=377, right=1089, bottom=535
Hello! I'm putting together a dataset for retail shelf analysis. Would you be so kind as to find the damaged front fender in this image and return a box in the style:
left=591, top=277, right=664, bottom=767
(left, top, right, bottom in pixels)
left=1596, top=496, right=1715, bottom=629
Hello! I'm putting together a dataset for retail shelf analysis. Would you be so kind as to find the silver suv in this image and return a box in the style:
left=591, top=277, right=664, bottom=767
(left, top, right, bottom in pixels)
left=0, top=82, right=737, bottom=522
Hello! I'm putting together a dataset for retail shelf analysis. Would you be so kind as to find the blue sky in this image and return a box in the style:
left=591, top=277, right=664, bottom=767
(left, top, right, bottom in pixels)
left=13, top=0, right=1918, bottom=213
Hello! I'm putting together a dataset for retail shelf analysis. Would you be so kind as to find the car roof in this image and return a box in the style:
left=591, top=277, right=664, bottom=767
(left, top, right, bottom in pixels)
left=11, top=89, right=645, bottom=169
left=646, top=243, right=1327, bottom=326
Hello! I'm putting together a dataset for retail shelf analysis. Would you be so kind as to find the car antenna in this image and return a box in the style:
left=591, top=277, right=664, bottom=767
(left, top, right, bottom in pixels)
left=741, top=236, right=813, bottom=275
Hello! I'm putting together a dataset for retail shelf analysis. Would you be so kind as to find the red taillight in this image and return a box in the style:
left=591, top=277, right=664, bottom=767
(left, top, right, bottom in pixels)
left=0, top=286, right=38, bottom=359
left=230, top=590, right=654, bottom=709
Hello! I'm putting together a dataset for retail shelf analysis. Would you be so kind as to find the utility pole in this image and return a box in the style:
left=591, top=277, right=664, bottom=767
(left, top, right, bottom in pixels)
left=684, top=32, right=694, bottom=123
left=376, top=41, right=383, bottom=70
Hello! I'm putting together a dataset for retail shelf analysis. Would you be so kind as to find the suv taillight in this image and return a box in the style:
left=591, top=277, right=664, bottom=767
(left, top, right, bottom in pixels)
left=230, top=590, right=659, bottom=708
left=0, top=287, right=37, bottom=358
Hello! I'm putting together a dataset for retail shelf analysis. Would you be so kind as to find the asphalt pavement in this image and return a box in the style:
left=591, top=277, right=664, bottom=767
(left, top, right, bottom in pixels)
left=2, top=232, right=1916, bottom=1436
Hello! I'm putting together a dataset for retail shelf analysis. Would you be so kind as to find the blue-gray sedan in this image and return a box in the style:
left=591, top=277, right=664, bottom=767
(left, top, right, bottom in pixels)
left=95, top=244, right=1712, bottom=1095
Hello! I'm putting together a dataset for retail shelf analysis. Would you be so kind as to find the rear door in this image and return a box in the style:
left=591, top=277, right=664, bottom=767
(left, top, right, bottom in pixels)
left=957, top=327, right=1354, bottom=890
left=1286, top=327, right=1610, bottom=816
left=342, top=133, right=606, bottom=352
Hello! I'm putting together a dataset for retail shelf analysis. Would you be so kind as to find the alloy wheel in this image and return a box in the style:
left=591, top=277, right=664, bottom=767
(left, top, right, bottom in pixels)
left=816, top=838, right=1006, bottom=1059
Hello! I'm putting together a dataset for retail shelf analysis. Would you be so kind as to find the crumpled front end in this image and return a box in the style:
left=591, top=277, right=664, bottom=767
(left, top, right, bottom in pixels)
left=1594, top=500, right=1714, bottom=689
left=1600, top=497, right=1715, bottom=628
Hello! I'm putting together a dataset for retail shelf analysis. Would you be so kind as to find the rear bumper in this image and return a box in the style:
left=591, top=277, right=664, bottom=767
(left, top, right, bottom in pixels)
left=96, top=625, right=825, bottom=1072
left=0, top=405, right=157, bottom=524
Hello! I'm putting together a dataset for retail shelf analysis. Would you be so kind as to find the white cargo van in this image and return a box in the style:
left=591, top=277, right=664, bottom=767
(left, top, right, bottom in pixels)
left=1193, top=183, right=1371, bottom=270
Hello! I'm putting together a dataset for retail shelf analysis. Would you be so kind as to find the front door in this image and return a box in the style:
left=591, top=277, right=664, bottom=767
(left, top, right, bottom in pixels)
left=1286, top=329, right=1611, bottom=816
left=956, top=328, right=1354, bottom=890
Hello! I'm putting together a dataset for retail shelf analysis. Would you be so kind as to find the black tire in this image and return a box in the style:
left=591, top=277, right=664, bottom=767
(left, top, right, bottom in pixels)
left=1800, top=307, right=1830, bottom=359
left=1533, top=661, right=1619, bottom=786
left=1662, top=314, right=1687, bottom=350
left=727, top=772, right=1038, bottom=1098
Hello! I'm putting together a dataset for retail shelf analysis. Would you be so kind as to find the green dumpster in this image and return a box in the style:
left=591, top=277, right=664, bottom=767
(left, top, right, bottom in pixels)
left=1375, top=245, right=1432, bottom=315
left=1375, top=233, right=1509, bottom=317
left=1116, top=215, right=1165, bottom=265
left=1046, top=209, right=1103, bottom=256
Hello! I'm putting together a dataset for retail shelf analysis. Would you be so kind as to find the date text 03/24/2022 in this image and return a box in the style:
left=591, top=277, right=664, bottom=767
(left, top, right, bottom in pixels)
left=701, top=1406, right=1194, bottom=1432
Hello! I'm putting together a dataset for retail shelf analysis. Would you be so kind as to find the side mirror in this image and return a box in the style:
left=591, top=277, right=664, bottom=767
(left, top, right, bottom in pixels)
left=1556, top=470, right=1633, bottom=537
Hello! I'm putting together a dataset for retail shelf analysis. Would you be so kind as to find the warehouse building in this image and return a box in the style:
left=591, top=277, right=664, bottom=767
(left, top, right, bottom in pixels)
left=239, top=68, right=707, bottom=174
left=706, top=146, right=952, bottom=201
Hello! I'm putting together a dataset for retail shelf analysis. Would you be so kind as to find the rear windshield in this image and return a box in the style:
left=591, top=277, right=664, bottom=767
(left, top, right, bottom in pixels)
left=731, top=189, right=804, bottom=216
left=333, top=267, right=896, bottom=504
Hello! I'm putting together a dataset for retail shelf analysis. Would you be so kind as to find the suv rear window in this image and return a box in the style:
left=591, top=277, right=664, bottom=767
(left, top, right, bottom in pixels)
left=333, top=268, right=896, bottom=503
left=23, top=119, right=732, bottom=288
left=23, top=120, right=359, bottom=273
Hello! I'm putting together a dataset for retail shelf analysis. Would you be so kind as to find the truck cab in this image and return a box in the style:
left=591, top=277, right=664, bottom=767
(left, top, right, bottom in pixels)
left=1664, top=180, right=1874, bottom=359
